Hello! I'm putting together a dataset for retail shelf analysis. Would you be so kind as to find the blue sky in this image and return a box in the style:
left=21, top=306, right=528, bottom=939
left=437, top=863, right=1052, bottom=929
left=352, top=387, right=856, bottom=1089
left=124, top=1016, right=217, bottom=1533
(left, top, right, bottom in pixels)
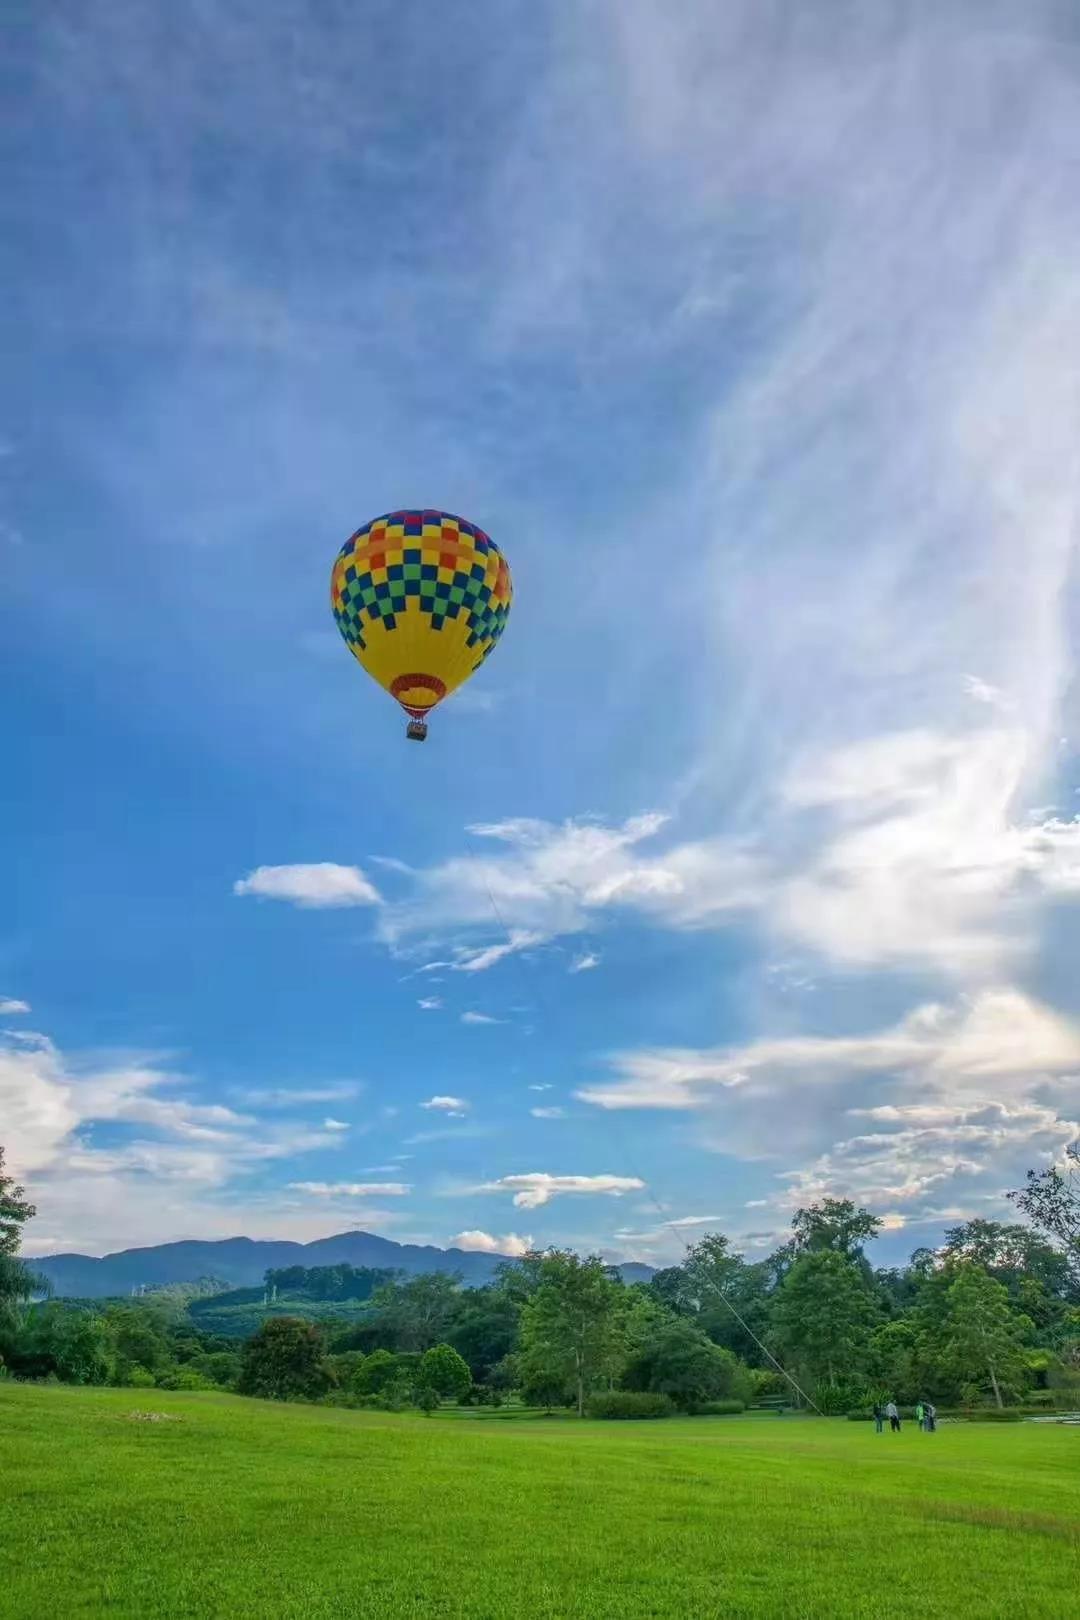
left=4, top=2, right=1080, bottom=1267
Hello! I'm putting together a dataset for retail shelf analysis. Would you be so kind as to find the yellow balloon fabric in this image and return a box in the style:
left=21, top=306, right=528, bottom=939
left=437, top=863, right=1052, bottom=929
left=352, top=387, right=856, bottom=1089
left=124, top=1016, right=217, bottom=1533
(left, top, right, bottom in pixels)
left=330, top=509, right=512, bottom=720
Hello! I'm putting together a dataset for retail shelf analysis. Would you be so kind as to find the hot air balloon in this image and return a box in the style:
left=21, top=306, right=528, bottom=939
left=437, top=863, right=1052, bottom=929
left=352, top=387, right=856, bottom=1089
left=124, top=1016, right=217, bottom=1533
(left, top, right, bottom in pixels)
left=330, top=509, right=512, bottom=740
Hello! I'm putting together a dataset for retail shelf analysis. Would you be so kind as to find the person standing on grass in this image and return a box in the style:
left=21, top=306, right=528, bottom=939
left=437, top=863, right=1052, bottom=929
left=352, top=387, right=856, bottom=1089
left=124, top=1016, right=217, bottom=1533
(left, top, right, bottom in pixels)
left=925, top=1403, right=937, bottom=1433
left=872, top=1402, right=885, bottom=1434
left=915, top=1401, right=925, bottom=1431
left=886, top=1400, right=901, bottom=1432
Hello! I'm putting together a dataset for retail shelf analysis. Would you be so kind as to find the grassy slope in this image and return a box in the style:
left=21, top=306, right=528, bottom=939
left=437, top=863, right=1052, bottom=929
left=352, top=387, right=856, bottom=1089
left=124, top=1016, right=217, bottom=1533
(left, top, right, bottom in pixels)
left=2, top=1385, right=1076, bottom=1619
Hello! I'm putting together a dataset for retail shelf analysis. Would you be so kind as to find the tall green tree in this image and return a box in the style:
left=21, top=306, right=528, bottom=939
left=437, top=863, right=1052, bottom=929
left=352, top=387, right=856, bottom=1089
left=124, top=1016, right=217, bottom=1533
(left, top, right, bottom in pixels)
left=0, top=1147, right=35, bottom=1256
left=519, top=1252, right=627, bottom=1416
left=0, top=1147, right=41, bottom=1330
left=933, top=1263, right=1033, bottom=1409
left=237, top=1317, right=332, bottom=1401
left=771, top=1250, right=880, bottom=1388
left=790, top=1198, right=882, bottom=1260
left=369, top=1272, right=461, bottom=1350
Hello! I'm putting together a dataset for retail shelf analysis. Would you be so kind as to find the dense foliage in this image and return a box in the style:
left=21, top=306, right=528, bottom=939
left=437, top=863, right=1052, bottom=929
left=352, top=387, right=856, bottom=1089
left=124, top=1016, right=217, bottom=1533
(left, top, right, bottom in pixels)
left=2, top=1142, right=1078, bottom=1418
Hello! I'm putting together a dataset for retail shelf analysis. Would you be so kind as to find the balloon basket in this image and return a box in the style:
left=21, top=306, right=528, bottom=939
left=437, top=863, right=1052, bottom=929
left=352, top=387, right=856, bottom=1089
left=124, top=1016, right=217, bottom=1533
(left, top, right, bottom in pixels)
left=406, top=719, right=428, bottom=742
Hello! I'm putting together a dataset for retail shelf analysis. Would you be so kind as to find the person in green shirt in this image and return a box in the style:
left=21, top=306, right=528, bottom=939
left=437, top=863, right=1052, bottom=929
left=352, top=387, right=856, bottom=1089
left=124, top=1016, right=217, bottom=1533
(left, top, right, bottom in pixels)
left=915, top=1401, right=925, bottom=1431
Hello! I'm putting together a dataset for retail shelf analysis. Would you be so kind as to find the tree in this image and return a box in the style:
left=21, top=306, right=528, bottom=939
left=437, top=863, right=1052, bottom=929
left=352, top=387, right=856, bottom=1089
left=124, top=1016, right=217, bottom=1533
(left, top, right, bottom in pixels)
left=790, top=1198, right=882, bottom=1260
left=519, top=1252, right=628, bottom=1416
left=0, top=1147, right=41, bottom=1330
left=623, top=1319, right=749, bottom=1410
left=771, top=1250, right=880, bottom=1388
left=237, top=1317, right=332, bottom=1401
left=417, top=1343, right=471, bottom=1400
left=446, top=1286, right=519, bottom=1381
left=934, top=1263, right=1032, bottom=1409
left=369, top=1272, right=462, bottom=1350
left=0, top=1147, right=35, bottom=1256
left=415, top=1384, right=439, bottom=1416
left=352, top=1347, right=400, bottom=1395
left=940, top=1218, right=1076, bottom=1301
left=1010, top=1146, right=1080, bottom=1264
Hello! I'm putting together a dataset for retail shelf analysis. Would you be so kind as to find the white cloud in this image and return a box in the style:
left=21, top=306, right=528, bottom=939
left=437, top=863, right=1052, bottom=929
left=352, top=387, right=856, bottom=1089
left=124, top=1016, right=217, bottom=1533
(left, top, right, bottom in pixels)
left=461, top=1011, right=502, bottom=1026
left=378, top=814, right=763, bottom=958
left=579, top=989, right=1080, bottom=1112
left=449, top=1229, right=533, bottom=1257
left=662, top=1214, right=725, bottom=1229
left=1, top=1026, right=357, bottom=1253
left=530, top=1106, right=565, bottom=1119
left=322, top=1117, right=349, bottom=1132
left=451, top=931, right=544, bottom=973
left=230, top=1083, right=362, bottom=1108
left=569, top=952, right=600, bottom=974
left=528, top=1084, right=553, bottom=1092
left=579, top=987, right=1080, bottom=1226
left=417, top=996, right=443, bottom=1011
left=421, top=1095, right=469, bottom=1113
left=0, top=998, right=30, bottom=1015
left=478, top=1172, right=646, bottom=1209
left=287, top=1181, right=410, bottom=1197
left=234, top=863, right=380, bottom=908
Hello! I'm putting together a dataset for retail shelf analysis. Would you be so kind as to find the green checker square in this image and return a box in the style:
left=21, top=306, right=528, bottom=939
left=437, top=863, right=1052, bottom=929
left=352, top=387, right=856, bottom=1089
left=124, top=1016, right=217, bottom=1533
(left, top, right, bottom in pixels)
left=449, top=585, right=466, bottom=604
left=361, top=585, right=377, bottom=604
left=403, top=562, right=422, bottom=580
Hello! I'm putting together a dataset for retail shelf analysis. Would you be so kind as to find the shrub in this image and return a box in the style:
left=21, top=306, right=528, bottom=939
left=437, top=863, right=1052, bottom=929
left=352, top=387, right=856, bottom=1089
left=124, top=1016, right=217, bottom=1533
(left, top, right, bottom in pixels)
left=415, top=1385, right=440, bottom=1416
left=965, top=1409, right=1023, bottom=1423
left=586, top=1391, right=675, bottom=1420
left=692, top=1399, right=744, bottom=1416
left=124, top=1365, right=157, bottom=1389
left=156, top=1366, right=215, bottom=1392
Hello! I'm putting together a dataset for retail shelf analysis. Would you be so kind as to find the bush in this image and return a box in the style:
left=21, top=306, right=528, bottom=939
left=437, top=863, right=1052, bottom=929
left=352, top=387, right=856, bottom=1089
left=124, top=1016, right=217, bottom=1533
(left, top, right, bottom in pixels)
left=156, top=1366, right=215, bottom=1391
left=124, top=1365, right=157, bottom=1389
left=692, top=1399, right=744, bottom=1416
left=965, top=1409, right=1023, bottom=1423
left=586, top=1391, right=676, bottom=1420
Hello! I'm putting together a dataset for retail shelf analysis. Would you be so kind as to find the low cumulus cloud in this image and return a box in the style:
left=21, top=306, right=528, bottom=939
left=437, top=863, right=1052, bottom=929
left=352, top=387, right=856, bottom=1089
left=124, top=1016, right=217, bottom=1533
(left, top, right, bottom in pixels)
left=478, top=1172, right=645, bottom=1209
left=449, top=1228, right=533, bottom=1256
left=234, top=863, right=381, bottom=908
left=0, top=997, right=30, bottom=1014
left=421, top=1095, right=469, bottom=1113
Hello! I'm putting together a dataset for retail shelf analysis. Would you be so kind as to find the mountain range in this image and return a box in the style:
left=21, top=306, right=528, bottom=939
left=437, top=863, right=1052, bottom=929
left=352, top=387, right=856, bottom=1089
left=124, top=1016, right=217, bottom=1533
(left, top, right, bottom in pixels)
left=33, top=1230, right=654, bottom=1298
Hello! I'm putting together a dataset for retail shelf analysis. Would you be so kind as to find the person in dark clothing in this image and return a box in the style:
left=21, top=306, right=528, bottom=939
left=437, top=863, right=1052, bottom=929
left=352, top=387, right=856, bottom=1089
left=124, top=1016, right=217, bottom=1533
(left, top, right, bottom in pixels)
left=872, top=1402, right=885, bottom=1433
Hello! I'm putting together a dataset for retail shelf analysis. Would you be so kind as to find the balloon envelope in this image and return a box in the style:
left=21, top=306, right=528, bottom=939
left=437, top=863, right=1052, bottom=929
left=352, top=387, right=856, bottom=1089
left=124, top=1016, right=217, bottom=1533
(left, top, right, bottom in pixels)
left=331, top=509, right=512, bottom=722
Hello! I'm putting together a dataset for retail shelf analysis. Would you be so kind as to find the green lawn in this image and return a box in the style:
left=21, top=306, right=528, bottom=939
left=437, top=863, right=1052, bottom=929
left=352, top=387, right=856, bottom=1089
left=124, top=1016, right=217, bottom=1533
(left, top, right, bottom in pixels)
left=2, top=1385, right=1076, bottom=1618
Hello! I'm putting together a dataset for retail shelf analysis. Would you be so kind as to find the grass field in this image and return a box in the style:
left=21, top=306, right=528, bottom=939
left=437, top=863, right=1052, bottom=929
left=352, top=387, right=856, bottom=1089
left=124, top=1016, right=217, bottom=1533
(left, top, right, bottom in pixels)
left=2, top=1385, right=1077, bottom=1618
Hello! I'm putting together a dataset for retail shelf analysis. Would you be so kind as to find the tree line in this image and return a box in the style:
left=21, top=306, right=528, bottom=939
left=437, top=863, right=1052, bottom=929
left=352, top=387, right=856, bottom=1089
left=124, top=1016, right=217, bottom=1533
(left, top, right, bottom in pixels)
left=2, top=1144, right=1078, bottom=1418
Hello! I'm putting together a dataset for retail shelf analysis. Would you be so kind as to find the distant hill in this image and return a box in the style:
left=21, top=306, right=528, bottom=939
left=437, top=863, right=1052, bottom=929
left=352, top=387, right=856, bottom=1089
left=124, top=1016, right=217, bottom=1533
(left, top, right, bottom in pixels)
left=34, top=1231, right=653, bottom=1298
